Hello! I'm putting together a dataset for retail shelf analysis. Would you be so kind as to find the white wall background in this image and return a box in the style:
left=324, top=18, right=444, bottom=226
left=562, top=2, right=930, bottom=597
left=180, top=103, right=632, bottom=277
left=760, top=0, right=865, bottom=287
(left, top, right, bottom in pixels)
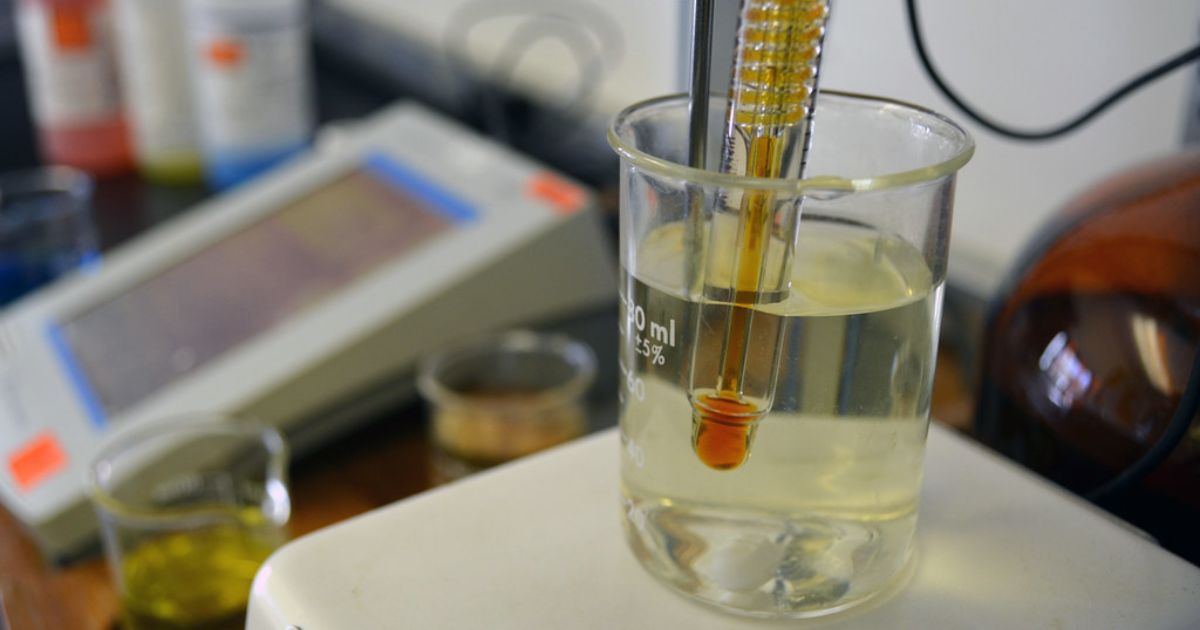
left=820, top=1, right=1200, bottom=289
left=326, top=0, right=688, bottom=119
left=330, top=0, right=1200, bottom=289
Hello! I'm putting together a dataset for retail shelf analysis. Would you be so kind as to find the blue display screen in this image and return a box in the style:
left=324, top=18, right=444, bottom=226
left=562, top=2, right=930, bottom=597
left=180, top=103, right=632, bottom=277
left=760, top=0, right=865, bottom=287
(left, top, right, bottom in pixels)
left=52, top=154, right=475, bottom=422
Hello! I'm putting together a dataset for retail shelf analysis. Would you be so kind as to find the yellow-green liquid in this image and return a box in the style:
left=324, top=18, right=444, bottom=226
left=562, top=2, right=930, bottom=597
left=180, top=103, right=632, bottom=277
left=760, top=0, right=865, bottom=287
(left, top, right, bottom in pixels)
left=620, top=221, right=941, bottom=617
left=137, top=152, right=204, bottom=186
left=120, top=523, right=278, bottom=630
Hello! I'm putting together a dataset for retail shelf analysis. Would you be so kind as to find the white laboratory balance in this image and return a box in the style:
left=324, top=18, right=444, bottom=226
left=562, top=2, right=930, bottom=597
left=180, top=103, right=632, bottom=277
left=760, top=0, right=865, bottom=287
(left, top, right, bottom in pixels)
left=0, top=102, right=617, bottom=559
left=246, top=427, right=1200, bottom=629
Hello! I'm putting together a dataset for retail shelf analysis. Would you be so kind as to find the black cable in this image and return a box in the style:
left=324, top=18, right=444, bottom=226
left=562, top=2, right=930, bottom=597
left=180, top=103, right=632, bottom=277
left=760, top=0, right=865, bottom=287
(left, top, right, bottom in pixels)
left=1087, top=347, right=1200, bottom=502
left=905, top=0, right=1200, bottom=141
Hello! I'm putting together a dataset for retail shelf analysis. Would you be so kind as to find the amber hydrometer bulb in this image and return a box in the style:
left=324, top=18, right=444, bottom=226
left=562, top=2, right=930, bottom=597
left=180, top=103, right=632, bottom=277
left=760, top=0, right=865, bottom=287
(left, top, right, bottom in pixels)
left=689, top=0, right=830, bottom=470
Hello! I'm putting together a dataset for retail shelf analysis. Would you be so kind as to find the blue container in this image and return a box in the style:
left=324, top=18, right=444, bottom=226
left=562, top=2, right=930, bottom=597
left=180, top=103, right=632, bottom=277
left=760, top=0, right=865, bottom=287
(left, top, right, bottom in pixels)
left=0, top=167, right=100, bottom=306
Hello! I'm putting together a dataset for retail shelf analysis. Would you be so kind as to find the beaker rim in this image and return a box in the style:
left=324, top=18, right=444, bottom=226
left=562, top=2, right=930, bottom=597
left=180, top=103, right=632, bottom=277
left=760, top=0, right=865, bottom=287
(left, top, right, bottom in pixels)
left=0, top=166, right=94, bottom=229
left=608, top=90, right=975, bottom=194
left=84, top=414, right=289, bottom=523
left=417, top=330, right=597, bottom=411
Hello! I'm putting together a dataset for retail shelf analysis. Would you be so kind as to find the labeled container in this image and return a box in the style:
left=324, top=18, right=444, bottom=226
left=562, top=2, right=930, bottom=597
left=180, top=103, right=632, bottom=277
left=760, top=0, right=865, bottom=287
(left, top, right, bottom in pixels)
left=113, top=0, right=202, bottom=184
left=610, top=92, right=973, bottom=618
left=185, top=0, right=312, bottom=190
left=15, top=0, right=133, bottom=176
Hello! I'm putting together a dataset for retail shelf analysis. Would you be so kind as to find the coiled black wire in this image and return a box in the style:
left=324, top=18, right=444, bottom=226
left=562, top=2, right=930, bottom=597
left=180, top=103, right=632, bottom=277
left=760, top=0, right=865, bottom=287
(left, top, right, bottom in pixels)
left=907, top=0, right=1200, bottom=500
left=905, top=0, right=1200, bottom=141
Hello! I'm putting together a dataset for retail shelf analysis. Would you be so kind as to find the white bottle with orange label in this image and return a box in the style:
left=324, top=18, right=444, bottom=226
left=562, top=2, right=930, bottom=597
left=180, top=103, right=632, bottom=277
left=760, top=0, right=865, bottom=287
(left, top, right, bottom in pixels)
left=15, top=0, right=133, bottom=176
left=184, top=0, right=312, bottom=190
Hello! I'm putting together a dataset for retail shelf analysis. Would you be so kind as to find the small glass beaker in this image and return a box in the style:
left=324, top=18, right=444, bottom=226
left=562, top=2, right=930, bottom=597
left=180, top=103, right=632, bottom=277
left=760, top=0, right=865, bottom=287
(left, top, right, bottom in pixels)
left=609, top=92, right=973, bottom=617
left=86, top=416, right=290, bottom=630
left=0, top=167, right=98, bottom=305
left=418, top=331, right=596, bottom=485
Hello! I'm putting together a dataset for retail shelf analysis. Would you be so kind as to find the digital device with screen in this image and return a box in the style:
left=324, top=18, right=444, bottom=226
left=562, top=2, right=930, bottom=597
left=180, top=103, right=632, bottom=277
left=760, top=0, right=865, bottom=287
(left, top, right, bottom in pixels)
left=0, top=102, right=616, bottom=559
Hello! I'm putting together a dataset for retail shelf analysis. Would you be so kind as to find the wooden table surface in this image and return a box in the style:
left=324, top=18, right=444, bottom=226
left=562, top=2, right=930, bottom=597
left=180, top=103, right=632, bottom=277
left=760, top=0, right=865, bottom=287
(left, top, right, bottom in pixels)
left=0, top=354, right=974, bottom=630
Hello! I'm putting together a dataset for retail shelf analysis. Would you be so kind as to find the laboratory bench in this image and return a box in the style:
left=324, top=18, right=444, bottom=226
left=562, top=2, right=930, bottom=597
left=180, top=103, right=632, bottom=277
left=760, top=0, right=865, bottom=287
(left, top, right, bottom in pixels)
left=0, top=13, right=980, bottom=626
left=0, top=24, right=616, bottom=626
left=0, top=348, right=975, bottom=630
left=0, top=46, right=1137, bottom=630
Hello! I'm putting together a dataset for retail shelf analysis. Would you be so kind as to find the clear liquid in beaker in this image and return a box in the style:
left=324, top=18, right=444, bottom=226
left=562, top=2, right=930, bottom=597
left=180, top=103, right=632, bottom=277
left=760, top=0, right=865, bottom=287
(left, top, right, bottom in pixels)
left=619, top=220, right=938, bottom=616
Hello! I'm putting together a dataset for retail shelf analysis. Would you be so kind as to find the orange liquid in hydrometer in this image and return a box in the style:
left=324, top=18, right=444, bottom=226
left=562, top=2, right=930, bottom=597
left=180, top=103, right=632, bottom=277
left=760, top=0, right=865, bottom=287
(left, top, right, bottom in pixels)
left=689, top=0, right=828, bottom=470
left=691, top=136, right=778, bottom=470
left=692, top=393, right=763, bottom=470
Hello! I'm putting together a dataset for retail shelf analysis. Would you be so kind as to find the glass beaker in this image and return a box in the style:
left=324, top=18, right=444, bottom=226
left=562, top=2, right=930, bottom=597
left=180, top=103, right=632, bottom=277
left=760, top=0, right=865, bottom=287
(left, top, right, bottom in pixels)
left=86, top=416, right=290, bottom=630
left=0, top=167, right=98, bottom=305
left=609, top=92, right=973, bottom=618
left=419, top=331, right=596, bottom=484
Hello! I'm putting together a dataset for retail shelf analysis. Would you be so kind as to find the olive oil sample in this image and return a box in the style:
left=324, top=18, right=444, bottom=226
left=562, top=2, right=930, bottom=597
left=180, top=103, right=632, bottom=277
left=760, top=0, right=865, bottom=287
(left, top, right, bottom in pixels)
left=120, top=522, right=278, bottom=630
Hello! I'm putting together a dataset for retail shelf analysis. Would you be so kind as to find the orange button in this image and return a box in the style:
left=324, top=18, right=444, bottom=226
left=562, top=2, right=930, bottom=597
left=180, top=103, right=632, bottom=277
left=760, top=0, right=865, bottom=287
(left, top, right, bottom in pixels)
left=8, top=432, right=68, bottom=492
left=527, top=172, right=586, bottom=216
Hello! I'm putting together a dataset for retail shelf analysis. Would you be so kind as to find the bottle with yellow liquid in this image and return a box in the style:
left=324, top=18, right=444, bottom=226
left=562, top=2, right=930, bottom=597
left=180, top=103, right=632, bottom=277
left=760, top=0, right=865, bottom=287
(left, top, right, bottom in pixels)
left=608, top=90, right=973, bottom=617
left=87, top=417, right=290, bottom=630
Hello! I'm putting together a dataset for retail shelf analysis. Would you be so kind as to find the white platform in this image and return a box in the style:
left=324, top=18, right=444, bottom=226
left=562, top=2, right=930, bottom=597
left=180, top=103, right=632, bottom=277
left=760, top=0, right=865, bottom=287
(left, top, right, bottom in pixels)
left=247, top=425, right=1200, bottom=629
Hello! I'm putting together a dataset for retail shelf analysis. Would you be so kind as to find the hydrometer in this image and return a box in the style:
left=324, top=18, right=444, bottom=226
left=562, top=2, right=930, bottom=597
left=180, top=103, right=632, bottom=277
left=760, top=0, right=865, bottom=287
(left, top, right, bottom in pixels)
left=689, top=0, right=830, bottom=470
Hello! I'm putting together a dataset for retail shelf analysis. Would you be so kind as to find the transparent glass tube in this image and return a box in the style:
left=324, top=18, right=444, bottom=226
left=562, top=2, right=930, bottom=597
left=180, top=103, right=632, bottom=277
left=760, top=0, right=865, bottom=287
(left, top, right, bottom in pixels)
left=690, top=0, right=831, bottom=470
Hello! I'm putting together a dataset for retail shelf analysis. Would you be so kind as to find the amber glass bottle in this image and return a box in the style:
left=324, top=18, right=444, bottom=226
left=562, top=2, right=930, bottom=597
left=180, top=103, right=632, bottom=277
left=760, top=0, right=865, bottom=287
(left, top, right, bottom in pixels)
left=976, top=151, right=1200, bottom=565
